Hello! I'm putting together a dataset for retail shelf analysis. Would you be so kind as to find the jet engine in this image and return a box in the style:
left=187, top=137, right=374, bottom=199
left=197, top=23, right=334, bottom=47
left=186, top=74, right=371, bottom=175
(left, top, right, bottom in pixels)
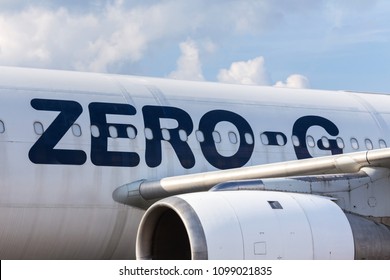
left=135, top=191, right=390, bottom=260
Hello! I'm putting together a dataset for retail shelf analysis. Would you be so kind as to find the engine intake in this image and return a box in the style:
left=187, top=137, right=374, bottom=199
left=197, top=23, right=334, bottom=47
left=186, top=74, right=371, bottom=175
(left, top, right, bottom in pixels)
left=136, top=191, right=389, bottom=259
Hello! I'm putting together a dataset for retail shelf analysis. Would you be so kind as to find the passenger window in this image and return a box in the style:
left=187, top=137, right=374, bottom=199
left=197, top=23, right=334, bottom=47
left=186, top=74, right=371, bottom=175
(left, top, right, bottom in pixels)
left=212, top=131, right=221, bottom=143
left=228, top=132, right=238, bottom=144
left=179, top=129, right=188, bottom=142
left=195, top=130, right=204, bottom=143
left=351, top=138, right=359, bottom=150
left=34, top=122, right=44, bottom=135
left=306, top=135, right=315, bottom=148
left=91, top=125, right=100, bottom=137
left=109, top=126, right=118, bottom=138
left=379, top=139, right=387, bottom=148
left=0, top=120, right=4, bottom=133
left=144, top=128, right=153, bottom=140
left=260, top=133, right=269, bottom=145
left=276, top=134, right=285, bottom=146
left=365, top=139, right=373, bottom=150
left=72, top=124, right=82, bottom=137
left=245, top=133, right=254, bottom=145
left=336, top=137, right=345, bottom=149
left=292, top=135, right=300, bottom=147
left=127, top=126, right=136, bottom=139
left=161, top=128, right=171, bottom=141
left=321, top=136, right=330, bottom=148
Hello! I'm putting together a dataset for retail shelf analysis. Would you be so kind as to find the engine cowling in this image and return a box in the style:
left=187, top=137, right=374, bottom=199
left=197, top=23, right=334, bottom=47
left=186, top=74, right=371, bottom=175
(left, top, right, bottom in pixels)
left=136, top=191, right=359, bottom=259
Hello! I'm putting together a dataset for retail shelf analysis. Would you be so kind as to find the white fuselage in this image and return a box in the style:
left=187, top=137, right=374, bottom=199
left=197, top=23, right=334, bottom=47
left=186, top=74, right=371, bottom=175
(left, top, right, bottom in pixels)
left=0, top=66, right=389, bottom=259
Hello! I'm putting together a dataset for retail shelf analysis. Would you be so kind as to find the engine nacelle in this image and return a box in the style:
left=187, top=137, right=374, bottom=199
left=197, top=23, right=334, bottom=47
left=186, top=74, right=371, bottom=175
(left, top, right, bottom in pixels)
left=136, top=191, right=359, bottom=259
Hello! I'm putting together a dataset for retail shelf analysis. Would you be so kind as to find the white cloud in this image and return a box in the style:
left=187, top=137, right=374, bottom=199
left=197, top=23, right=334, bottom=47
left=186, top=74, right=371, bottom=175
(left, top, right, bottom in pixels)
left=168, top=39, right=204, bottom=81
left=274, top=74, right=310, bottom=89
left=0, top=0, right=385, bottom=91
left=0, top=7, right=100, bottom=69
left=0, top=1, right=204, bottom=72
left=0, top=0, right=324, bottom=73
left=217, top=56, right=271, bottom=85
left=216, top=56, right=310, bottom=89
left=0, top=1, right=311, bottom=89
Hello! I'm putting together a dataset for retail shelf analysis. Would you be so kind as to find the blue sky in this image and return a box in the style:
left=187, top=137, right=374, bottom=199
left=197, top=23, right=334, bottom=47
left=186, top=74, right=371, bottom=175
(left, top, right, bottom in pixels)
left=1, top=0, right=390, bottom=92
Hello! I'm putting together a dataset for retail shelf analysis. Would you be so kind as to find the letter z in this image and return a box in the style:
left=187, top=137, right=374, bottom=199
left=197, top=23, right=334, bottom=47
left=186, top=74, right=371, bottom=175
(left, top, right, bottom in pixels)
left=29, top=99, right=87, bottom=165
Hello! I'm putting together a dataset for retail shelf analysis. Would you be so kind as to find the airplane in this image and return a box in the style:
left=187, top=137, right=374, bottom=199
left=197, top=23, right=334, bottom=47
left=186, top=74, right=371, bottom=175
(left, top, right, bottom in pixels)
left=0, top=66, right=389, bottom=260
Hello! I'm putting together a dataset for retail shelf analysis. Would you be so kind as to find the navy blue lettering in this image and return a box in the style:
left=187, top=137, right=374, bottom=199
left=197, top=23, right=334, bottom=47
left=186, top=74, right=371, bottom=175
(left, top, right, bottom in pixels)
left=29, top=99, right=86, bottom=165
left=292, top=115, right=342, bottom=159
left=142, top=106, right=195, bottom=169
left=89, top=102, right=140, bottom=167
left=29, top=98, right=346, bottom=170
left=199, top=110, right=254, bottom=169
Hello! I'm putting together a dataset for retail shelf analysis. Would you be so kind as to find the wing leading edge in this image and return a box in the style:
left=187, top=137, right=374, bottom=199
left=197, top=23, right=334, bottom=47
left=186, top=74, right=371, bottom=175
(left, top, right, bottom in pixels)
left=113, top=147, right=390, bottom=209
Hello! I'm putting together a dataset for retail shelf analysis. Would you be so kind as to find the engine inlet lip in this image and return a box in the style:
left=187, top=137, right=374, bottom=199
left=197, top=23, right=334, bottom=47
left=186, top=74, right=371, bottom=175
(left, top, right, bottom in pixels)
left=136, top=196, right=208, bottom=260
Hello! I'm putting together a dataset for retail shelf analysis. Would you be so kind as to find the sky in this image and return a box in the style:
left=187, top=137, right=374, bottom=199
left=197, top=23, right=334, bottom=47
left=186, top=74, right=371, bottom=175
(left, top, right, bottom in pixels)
left=1, top=0, right=390, bottom=92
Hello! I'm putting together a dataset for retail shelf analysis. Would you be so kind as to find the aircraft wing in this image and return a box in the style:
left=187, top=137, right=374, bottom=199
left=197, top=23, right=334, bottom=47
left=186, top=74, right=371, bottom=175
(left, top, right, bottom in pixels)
left=113, top=147, right=390, bottom=208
